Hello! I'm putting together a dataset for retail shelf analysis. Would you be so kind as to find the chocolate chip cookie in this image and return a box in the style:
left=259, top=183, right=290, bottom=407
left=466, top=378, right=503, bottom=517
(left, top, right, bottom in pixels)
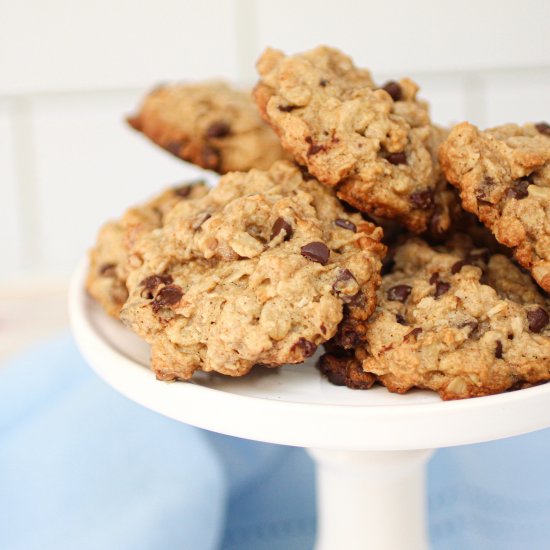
left=127, top=81, right=287, bottom=173
left=320, top=235, right=550, bottom=400
left=440, top=122, right=550, bottom=292
left=254, top=46, right=444, bottom=233
left=87, top=182, right=208, bottom=318
left=120, top=161, right=386, bottom=381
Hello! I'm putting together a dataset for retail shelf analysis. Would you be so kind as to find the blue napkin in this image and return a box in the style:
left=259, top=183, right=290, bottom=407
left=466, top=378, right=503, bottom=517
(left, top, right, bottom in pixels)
left=1, top=334, right=550, bottom=550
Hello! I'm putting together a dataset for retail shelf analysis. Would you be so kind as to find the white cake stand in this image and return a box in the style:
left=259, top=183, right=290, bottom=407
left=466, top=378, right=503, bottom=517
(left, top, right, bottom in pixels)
left=70, top=260, right=550, bottom=550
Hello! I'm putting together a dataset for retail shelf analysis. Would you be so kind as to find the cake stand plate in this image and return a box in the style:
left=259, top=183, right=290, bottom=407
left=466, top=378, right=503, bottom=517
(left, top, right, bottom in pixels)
left=70, top=260, right=550, bottom=550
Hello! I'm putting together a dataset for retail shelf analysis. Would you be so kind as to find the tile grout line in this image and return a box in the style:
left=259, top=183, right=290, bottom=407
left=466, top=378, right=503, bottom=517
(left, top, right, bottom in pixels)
left=0, top=66, right=548, bottom=101
left=462, top=73, right=487, bottom=128
left=10, top=96, right=41, bottom=271
left=233, top=0, right=259, bottom=85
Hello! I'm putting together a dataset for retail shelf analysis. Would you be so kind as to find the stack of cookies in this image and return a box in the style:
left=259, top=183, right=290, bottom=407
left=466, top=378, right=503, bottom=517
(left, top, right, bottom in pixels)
left=87, top=46, right=550, bottom=400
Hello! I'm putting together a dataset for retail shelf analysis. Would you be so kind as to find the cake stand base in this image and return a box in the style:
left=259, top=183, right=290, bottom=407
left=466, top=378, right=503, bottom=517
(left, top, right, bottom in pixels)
left=309, top=448, right=433, bottom=550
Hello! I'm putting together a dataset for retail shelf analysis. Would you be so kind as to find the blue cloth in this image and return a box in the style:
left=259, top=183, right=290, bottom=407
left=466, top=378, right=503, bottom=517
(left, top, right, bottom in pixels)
left=1, top=334, right=549, bottom=550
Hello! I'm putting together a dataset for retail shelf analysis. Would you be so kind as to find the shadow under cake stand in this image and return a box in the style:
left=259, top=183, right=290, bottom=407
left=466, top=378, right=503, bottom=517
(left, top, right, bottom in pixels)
left=70, top=260, right=550, bottom=550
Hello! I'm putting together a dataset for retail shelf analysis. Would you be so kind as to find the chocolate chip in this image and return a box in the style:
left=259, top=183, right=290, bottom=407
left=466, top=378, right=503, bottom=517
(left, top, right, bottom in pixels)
left=506, top=178, right=530, bottom=200
left=333, top=268, right=354, bottom=285
left=344, top=292, right=363, bottom=308
left=387, top=152, right=407, bottom=165
left=451, top=259, right=472, bottom=274
left=435, top=281, right=451, bottom=298
left=174, top=182, right=204, bottom=198
left=305, top=136, right=324, bottom=156
left=410, top=189, right=434, bottom=210
left=270, top=217, right=293, bottom=241
left=298, top=165, right=314, bottom=181
left=535, top=122, right=550, bottom=136
left=429, top=272, right=440, bottom=285
left=387, top=284, right=412, bottom=303
left=319, top=79, right=328, bottom=87
left=174, top=184, right=192, bottom=198
left=337, top=325, right=361, bottom=348
left=332, top=269, right=358, bottom=300
left=278, top=104, right=296, bottom=112
left=206, top=121, right=230, bottom=139
left=527, top=307, right=549, bottom=333
left=140, top=274, right=173, bottom=299
left=201, top=146, right=221, bottom=170
left=152, top=284, right=183, bottom=313
left=334, top=219, right=357, bottom=232
left=381, top=81, right=402, bottom=101
left=309, top=144, right=324, bottom=155
left=301, top=242, right=330, bottom=265
left=404, top=327, right=422, bottom=341
left=495, top=340, right=503, bottom=359
left=99, top=263, right=116, bottom=277
left=396, top=313, right=407, bottom=325
left=475, top=176, right=495, bottom=202
left=140, top=274, right=173, bottom=290
left=292, top=338, right=317, bottom=358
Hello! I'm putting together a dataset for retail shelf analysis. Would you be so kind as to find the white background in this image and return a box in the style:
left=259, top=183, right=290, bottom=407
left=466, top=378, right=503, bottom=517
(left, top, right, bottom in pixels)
left=1, top=0, right=549, bottom=356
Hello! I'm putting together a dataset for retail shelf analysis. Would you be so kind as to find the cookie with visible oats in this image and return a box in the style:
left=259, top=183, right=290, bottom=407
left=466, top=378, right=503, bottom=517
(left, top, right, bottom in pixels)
left=320, top=236, right=550, bottom=400
left=440, top=122, right=550, bottom=292
left=254, top=46, right=445, bottom=233
left=120, top=161, right=386, bottom=381
left=128, top=81, right=287, bottom=173
left=86, top=182, right=208, bottom=318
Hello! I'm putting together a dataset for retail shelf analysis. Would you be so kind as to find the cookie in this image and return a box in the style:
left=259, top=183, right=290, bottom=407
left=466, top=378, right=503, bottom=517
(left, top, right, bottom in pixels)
left=440, top=122, right=550, bottom=292
left=128, top=81, right=287, bottom=173
left=119, top=161, right=386, bottom=381
left=254, top=46, right=444, bottom=233
left=320, top=236, right=550, bottom=400
left=86, top=182, right=208, bottom=318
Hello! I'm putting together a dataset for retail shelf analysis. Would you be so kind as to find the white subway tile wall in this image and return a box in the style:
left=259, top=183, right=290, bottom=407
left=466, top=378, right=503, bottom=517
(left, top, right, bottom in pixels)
left=1, top=0, right=549, bottom=283
left=483, top=69, right=550, bottom=127
left=255, top=0, right=550, bottom=74
left=0, top=0, right=239, bottom=94
left=0, top=100, right=21, bottom=278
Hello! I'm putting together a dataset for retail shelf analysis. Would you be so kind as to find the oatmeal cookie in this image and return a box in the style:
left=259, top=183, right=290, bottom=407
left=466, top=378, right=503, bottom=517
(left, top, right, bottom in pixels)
left=320, top=236, right=550, bottom=400
left=120, top=161, right=386, bottom=380
left=86, top=182, right=208, bottom=318
left=254, top=46, right=444, bottom=233
left=127, top=81, right=287, bottom=173
left=440, top=122, right=550, bottom=291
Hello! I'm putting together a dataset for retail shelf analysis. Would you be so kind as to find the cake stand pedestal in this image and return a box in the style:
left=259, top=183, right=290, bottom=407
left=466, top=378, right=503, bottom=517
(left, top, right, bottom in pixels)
left=309, top=448, right=433, bottom=550
left=70, top=261, right=550, bottom=550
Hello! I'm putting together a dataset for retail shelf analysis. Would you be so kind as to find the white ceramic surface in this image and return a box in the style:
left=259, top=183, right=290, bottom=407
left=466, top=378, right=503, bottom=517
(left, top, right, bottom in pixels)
left=70, top=259, right=550, bottom=451
left=309, top=448, right=433, bottom=550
